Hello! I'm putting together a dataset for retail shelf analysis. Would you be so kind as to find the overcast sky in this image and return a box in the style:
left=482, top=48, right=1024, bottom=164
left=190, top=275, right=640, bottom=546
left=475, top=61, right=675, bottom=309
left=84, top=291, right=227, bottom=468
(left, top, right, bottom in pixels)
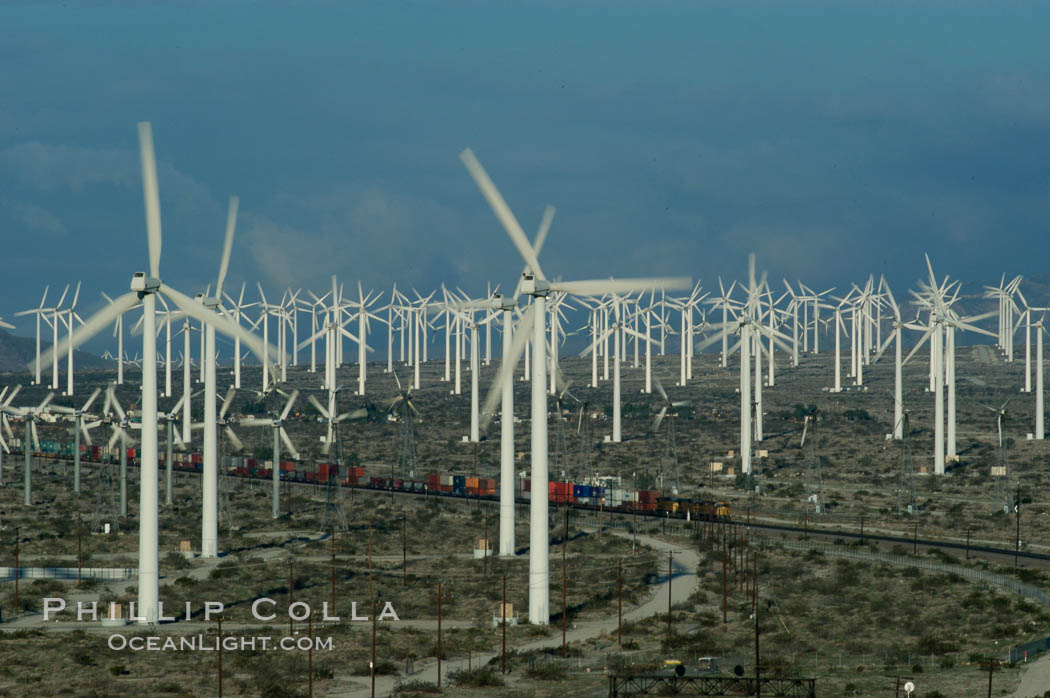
left=2, top=1, right=1049, bottom=343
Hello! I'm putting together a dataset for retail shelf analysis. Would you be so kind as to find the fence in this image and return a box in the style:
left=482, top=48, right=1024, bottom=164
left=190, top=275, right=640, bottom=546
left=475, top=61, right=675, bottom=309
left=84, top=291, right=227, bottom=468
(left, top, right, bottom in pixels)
left=0, top=567, right=136, bottom=582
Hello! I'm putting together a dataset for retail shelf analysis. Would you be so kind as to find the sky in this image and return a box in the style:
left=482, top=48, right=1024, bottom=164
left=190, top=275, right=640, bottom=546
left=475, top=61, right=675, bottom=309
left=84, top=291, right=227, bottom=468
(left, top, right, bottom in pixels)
left=1, top=1, right=1049, bottom=352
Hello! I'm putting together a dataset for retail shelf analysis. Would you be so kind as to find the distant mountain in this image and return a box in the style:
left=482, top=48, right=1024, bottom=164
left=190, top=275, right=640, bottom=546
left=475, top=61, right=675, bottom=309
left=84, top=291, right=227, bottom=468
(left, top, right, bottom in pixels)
left=0, top=328, right=110, bottom=374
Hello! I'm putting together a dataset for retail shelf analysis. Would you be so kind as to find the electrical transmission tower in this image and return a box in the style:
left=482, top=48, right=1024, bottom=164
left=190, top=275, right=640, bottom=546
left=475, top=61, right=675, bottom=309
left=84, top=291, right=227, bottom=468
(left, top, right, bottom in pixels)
left=896, top=411, right=916, bottom=515
left=799, top=415, right=824, bottom=514
left=575, top=402, right=593, bottom=483
left=321, top=415, right=349, bottom=533
left=217, top=435, right=234, bottom=533
left=92, top=459, right=120, bottom=534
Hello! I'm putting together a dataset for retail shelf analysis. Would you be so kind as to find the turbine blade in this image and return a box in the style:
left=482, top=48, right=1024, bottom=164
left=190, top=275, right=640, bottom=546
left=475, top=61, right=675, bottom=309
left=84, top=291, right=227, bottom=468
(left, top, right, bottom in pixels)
left=137, top=122, right=163, bottom=278
left=480, top=302, right=536, bottom=431
left=280, top=389, right=299, bottom=421
left=33, top=292, right=140, bottom=372
left=459, top=148, right=546, bottom=281
left=215, top=195, right=239, bottom=299
left=308, top=394, right=331, bottom=420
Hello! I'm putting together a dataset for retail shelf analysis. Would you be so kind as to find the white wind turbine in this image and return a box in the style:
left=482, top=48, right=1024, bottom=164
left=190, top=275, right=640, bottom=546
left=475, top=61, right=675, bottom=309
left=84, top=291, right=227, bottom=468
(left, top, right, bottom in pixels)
left=47, top=285, right=70, bottom=390
left=350, top=282, right=386, bottom=396
left=61, top=282, right=84, bottom=396
left=50, top=387, right=102, bottom=494
left=241, top=389, right=301, bottom=518
left=461, top=147, right=690, bottom=624
left=13, top=287, right=50, bottom=385
left=36, top=122, right=273, bottom=624
left=222, top=283, right=256, bottom=389
left=2, top=388, right=56, bottom=505
left=695, top=254, right=792, bottom=475
left=1034, top=313, right=1046, bottom=440
left=903, top=256, right=996, bottom=472
left=580, top=295, right=653, bottom=443
left=871, top=276, right=904, bottom=439
left=0, top=386, right=23, bottom=485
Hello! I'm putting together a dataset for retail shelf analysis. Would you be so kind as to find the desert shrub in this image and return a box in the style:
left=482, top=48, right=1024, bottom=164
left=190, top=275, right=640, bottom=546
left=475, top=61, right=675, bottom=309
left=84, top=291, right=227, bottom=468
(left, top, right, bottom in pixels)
left=526, top=661, right=568, bottom=680
left=448, top=667, right=504, bottom=687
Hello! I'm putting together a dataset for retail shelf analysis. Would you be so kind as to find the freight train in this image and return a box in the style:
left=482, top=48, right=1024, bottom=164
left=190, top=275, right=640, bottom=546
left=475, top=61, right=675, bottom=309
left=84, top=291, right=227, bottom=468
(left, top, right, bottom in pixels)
left=14, top=440, right=731, bottom=522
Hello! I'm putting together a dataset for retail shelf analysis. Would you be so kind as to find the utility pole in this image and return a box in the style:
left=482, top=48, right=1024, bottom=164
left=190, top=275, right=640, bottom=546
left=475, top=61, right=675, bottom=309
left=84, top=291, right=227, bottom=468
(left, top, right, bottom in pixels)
left=721, top=526, right=728, bottom=624
left=667, top=551, right=673, bottom=637
left=77, top=513, right=82, bottom=585
left=613, top=554, right=621, bottom=646
left=402, top=516, right=407, bottom=586
left=436, top=582, right=442, bottom=690
left=308, top=613, right=314, bottom=698
left=288, top=560, right=295, bottom=635
left=14, top=527, right=19, bottom=615
left=1015, top=484, right=1021, bottom=568
left=218, top=615, right=224, bottom=698
left=502, top=575, right=507, bottom=674
left=371, top=595, right=378, bottom=698
left=754, top=552, right=760, bottom=698
left=330, top=532, right=336, bottom=611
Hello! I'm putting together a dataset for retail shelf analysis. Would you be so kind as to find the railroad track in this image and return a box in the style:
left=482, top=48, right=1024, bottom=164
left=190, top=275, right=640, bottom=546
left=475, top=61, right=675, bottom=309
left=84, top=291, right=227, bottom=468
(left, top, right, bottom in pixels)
left=22, top=453, right=1050, bottom=570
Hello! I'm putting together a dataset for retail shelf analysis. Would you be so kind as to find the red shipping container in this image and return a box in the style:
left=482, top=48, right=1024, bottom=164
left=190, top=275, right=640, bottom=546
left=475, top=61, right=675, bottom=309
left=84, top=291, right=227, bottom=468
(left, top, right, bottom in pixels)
left=192, top=453, right=203, bottom=464
left=439, top=484, right=453, bottom=493
left=127, top=448, right=137, bottom=460
left=281, top=461, right=295, bottom=472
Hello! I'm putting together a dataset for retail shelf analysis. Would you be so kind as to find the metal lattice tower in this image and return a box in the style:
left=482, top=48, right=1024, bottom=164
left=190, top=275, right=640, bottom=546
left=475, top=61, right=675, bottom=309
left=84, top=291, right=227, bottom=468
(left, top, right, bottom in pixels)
left=217, top=434, right=234, bottom=532
left=896, top=411, right=917, bottom=515
left=321, top=417, right=349, bottom=533
left=396, top=401, right=417, bottom=479
left=92, top=459, right=120, bottom=534
left=994, top=424, right=1011, bottom=515
left=575, top=402, right=593, bottom=482
left=662, top=411, right=681, bottom=494
left=552, top=399, right=569, bottom=480
left=800, top=415, right=824, bottom=514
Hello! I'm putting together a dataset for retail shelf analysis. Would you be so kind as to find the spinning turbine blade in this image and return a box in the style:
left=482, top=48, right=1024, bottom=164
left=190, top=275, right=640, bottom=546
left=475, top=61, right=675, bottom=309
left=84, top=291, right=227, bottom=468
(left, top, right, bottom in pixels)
left=138, top=121, right=163, bottom=278
left=459, top=148, right=546, bottom=280
left=215, top=195, right=239, bottom=299
left=480, top=302, right=537, bottom=431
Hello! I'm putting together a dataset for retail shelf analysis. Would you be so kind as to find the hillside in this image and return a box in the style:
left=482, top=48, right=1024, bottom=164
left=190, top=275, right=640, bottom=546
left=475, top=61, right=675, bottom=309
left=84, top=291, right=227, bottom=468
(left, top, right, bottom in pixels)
left=0, top=328, right=110, bottom=374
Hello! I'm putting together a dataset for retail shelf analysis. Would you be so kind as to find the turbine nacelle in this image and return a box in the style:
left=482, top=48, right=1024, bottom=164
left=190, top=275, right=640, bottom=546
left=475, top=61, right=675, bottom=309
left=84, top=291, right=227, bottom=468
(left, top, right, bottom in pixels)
left=130, top=273, right=161, bottom=293
left=520, top=275, right=550, bottom=297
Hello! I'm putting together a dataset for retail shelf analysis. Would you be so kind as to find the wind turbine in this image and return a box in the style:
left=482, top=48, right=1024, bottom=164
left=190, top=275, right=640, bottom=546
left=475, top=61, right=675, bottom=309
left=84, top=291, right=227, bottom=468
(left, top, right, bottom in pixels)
left=7, top=390, right=54, bottom=505
left=0, top=386, right=24, bottom=488
left=62, top=282, right=84, bottom=396
left=650, top=375, right=690, bottom=493
left=242, top=390, right=301, bottom=518
left=13, top=287, right=49, bottom=384
left=870, top=277, right=905, bottom=439
left=460, top=147, right=690, bottom=624
left=0, top=386, right=22, bottom=486
left=695, top=254, right=791, bottom=475
left=35, top=122, right=273, bottom=624
left=50, top=387, right=101, bottom=494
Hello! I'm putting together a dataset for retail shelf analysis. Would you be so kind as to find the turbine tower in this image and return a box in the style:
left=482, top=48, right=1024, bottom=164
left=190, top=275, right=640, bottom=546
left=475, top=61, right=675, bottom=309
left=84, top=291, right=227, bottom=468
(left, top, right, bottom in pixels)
left=460, top=147, right=689, bottom=624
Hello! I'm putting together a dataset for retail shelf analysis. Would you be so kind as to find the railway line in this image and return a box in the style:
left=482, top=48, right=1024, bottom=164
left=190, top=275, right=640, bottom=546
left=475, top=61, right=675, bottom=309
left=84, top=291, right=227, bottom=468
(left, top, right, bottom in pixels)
left=21, top=453, right=1050, bottom=573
